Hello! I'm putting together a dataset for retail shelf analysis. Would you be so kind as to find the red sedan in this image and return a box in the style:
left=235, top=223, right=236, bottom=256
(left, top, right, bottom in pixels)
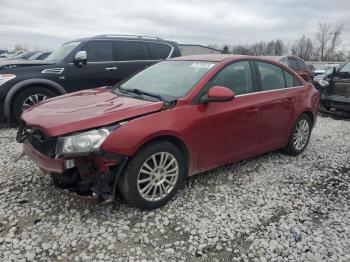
left=18, top=54, right=320, bottom=209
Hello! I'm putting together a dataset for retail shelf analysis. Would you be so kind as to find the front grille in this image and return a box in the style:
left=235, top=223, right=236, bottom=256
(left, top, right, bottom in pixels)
left=28, top=130, right=57, bottom=158
left=330, top=85, right=350, bottom=97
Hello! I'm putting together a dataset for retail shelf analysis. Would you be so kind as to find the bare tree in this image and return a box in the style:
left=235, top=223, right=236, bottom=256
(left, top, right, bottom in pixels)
left=291, top=35, right=314, bottom=60
left=232, top=45, right=251, bottom=55
left=315, top=22, right=343, bottom=61
left=221, top=45, right=230, bottom=54
left=274, top=39, right=285, bottom=55
left=229, top=39, right=286, bottom=56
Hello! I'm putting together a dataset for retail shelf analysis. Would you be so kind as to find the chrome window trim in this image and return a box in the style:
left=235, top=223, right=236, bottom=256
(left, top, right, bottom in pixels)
left=235, top=85, right=304, bottom=98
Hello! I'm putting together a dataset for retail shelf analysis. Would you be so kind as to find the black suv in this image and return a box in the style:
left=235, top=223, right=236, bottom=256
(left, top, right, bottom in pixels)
left=318, top=61, right=350, bottom=112
left=0, top=35, right=181, bottom=121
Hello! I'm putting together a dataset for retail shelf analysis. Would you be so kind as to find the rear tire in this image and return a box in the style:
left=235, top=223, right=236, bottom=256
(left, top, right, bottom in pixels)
left=12, top=87, right=56, bottom=122
left=118, top=141, right=186, bottom=210
left=283, top=114, right=312, bottom=156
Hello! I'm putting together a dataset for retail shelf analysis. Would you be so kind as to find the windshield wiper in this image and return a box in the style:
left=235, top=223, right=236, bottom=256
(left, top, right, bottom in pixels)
left=114, top=85, right=175, bottom=103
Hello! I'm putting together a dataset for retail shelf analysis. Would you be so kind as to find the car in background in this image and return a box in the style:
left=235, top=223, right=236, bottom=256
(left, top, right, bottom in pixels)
left=318, top=61, right=350, bottom=112
left=0, top=51, right=23, bottom=60
left=314, top=64, right=340, bottom=76
left=17, top=54, right=320, bottom=209
left=9, top=51, right=41, bottom=60
left=28, top=52, right=51, bottom=61
left=264, top=56, right=312, bottom=82
left=306, top=64, right=316, bottom=79
left=0, top=50, right=8, bottom=58
left=0, top=34, right=181, bottom=122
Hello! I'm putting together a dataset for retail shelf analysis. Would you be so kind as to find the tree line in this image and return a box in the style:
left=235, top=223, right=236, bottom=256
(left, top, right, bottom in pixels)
left=211, top=22, right=348, bottom=62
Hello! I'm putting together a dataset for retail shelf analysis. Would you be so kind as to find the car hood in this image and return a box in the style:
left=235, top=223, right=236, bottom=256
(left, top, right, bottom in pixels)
left=0, top=59, right=55, bottom=68
left=21, top=88, right=165, bottom=137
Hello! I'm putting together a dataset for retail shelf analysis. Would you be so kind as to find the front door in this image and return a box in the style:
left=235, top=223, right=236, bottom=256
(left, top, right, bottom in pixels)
left=65, top=40, right=119, bottom=92
left=191, top=61, right=263, bottom=171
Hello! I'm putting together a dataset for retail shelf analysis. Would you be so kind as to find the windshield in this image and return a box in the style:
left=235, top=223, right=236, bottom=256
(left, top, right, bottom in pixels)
left=45, top=41, right=80, bottom=62
left=340, top=62, right=350, bottom=73
left=120, top=61, right=216, bottom=98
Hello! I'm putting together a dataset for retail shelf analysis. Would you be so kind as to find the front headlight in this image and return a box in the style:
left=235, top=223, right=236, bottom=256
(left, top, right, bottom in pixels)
left=0, top=74, right=16, bottom=86
left=56, top=128, right=110, bottom=155
left=318, top=79, right=329, bottom=87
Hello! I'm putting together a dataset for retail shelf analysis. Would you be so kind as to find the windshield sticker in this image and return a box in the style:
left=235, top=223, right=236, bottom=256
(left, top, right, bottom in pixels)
left=190, top=63, right=216, bottom=69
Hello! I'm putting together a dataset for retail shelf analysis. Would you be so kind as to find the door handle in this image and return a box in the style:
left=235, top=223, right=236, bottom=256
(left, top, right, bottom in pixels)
left=246, top=107, right=259, bottom=113
left=105, top=67, right=117, bottom=71
left=284, top=98, right=296, bottom=103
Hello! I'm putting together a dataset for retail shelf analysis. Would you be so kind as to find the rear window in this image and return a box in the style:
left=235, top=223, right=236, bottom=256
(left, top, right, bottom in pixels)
left=113, top=41, right=150, bottom=61
left=284, top=70, right=302, bottom=87
left=147, top=42, right=172, bottom=59
left=297, top=60, right=307, bottom=70
left=288, top=58, right=298, bottom=71
left=257, top=61, right=286, bottom=90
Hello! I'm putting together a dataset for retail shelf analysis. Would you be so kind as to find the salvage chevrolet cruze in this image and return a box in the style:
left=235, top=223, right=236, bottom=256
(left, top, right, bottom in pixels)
left=17, top=54, right=320, bottom=210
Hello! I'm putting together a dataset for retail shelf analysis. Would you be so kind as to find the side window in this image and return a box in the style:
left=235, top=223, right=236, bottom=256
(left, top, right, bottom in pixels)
left=284, top=70, right=302, bottom=87
left=279, top=57, right=289, bottom=66
left=297, top=60, right=307, bottom=70
left=147, top=42, right=172, bottom=59
left=256, top=61, right=286, bottom=90
left=84, top=41, right=114, bottom=62
left=209, top=61, right=254, bottom=95
left=288, top=58, right=299, bottom=70
left=113, top=41, right=150, bottom=61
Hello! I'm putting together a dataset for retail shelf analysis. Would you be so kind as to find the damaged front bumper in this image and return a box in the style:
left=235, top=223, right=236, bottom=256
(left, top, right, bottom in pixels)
left=18, top=126, right=128, bottom=201
left=321, top=94, right=350, bottom=111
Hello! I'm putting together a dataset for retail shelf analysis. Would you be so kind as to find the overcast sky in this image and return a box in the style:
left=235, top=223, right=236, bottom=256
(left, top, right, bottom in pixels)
left=0, top=0, right=349, bottom=51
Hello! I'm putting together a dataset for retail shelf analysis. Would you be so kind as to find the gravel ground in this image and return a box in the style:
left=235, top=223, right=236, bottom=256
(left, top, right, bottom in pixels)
left=0, top=116, right=349, bottom=262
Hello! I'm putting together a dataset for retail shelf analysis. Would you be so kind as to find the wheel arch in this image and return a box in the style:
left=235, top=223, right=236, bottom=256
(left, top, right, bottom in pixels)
left=134, top=135, right=192, bottom=177
left=4, top=79, right=67, bottom=118
left=300, top=110, right=315, bottom=127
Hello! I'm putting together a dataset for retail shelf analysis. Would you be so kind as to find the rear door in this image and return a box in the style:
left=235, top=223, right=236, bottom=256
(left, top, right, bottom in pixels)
left=65, top=40, right=118, bottom=92
left=254, top=61, right=300, bottom=150
left=112, top=40, right=154, bottom=82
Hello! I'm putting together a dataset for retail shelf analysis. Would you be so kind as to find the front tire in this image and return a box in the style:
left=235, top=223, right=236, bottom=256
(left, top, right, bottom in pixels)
left=12, top=87, right=56, bottom=122
left=283, top=114, right=312, bottom=155
left=118, top=141, right=186, bottom=210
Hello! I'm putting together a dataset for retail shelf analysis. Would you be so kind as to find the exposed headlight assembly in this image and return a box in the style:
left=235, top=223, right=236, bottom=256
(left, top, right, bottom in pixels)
left=318, top=79, right=329, bottom=87
left=0, top=74, right=16, bottom=86
left=56, top=128, right=110, bottom=155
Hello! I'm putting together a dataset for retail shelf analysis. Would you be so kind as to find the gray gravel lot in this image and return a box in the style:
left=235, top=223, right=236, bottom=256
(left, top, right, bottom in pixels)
left=0, top=116, right=349, bottom=262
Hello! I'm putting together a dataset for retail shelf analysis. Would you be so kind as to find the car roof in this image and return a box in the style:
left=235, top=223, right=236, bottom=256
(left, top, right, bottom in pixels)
left=263, top=55, right=303, bottom=61
left=170, top=54, right=293, bottom=64
left=67, top=34, right=178, bottom=45
left=170, top=54, right=251, bottom=62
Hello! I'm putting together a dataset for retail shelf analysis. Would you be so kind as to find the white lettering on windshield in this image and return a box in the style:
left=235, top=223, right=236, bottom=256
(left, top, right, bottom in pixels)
left=190, top=63, right=216, bottom=69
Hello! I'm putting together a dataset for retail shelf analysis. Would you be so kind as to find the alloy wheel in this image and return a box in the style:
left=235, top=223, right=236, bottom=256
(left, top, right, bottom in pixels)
left=22, top=94, right=48, bottom=110
left=293, top=119, right=310, bottom=151
left=137, top=152, right=179, bottom=202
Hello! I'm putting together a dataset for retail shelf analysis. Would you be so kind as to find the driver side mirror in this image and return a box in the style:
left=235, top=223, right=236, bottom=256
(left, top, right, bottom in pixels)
left=201, top=86, right=235, bottom=104
left=74, top=51, right=87, bottom=67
